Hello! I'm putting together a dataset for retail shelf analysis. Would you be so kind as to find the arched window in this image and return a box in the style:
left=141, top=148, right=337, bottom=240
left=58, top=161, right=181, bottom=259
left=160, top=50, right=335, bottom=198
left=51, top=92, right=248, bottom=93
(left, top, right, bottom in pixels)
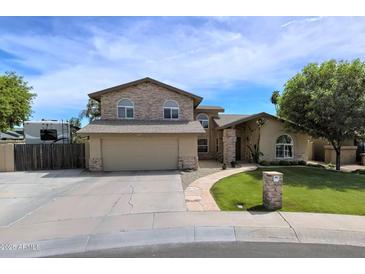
left=164, top=100, right=179, bottom=119
left=117, top=99, right=134, bottom=119
left=197, top=113, right=209, bottom=128
left=276, top=135, right=294, bottom=158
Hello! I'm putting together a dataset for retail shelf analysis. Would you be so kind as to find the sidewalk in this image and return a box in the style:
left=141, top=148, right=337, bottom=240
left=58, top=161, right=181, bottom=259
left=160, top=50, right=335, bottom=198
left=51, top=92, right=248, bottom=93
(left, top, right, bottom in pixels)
left=1, top=211, right=364, bottom=257
left=184, top=164, right=257, bottom=211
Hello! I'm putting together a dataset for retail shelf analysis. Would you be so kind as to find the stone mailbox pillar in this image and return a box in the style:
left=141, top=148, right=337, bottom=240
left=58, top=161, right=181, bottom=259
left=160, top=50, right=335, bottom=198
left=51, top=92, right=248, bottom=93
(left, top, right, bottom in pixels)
left=263, top=171, right=283, bottom=210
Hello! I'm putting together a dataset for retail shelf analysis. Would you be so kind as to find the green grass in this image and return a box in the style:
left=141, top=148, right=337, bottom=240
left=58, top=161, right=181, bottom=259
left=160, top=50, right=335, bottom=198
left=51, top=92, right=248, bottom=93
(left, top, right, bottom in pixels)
left=211, top=167, right=365, bottom=215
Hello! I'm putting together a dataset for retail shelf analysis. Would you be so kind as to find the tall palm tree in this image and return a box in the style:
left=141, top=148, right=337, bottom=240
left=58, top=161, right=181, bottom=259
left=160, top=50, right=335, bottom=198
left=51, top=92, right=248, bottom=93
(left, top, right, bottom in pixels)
left=79, top=99, right=101, bottom=122
left=271, top=90, right=280, bottom=115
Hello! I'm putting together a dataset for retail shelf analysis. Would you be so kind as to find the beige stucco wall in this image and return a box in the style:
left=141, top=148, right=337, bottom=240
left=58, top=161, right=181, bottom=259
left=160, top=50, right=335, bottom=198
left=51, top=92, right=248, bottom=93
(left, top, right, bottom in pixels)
left=178, top=134, right=197, bottom=156
left=324, top=145, right=357, bottom=165
left=87, top=133, right=198, bottom=171
left=311, top=138, right=327, bottom=161
left=258, top=118, right=310, bottom=162
left=0, top=144, right=15, bottom=172
left=84, top=142, right=90, bottom=169
left=101, top=82, right=194, bottom=121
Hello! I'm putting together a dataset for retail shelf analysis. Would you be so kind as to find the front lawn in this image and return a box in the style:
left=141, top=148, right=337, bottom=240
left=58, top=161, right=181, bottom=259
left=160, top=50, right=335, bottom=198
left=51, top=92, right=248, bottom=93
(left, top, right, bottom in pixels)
left=211, top=167, right=365, bottom=215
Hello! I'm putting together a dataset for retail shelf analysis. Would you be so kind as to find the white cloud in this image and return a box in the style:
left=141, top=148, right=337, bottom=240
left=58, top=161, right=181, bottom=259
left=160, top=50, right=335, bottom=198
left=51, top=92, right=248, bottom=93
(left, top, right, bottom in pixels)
left=1, top=17, right=365, bottom=119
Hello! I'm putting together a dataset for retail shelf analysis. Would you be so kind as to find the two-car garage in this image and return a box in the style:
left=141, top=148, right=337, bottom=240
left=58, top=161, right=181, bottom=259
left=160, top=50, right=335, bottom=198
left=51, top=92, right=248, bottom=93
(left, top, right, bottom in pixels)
left=78, top=119, right=204, bottom=171
left=101, top=136, right=179, bottom=171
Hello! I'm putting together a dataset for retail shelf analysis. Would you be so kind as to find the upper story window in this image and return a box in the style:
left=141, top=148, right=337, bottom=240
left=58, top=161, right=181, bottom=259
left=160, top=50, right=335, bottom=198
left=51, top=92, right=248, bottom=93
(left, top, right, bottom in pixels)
left=164, top=100, right=179, bottom=120
left=276, top=135, right=294, bottom=159
left=117, top=99, right=134, bottom=119
left=197, top=113, right=209, bottom=128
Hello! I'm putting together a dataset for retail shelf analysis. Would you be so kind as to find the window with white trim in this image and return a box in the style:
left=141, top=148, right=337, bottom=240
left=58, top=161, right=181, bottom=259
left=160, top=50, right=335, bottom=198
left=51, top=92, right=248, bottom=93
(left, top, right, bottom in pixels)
left=197, top=113, right=209, bottom=128
left=198, top=138, right=208, bottom=153
left=276, top=135, right=294, bottom=158
left=163, top=100, right=179, bottom=119
left=118, top=99, right=134, bottom=119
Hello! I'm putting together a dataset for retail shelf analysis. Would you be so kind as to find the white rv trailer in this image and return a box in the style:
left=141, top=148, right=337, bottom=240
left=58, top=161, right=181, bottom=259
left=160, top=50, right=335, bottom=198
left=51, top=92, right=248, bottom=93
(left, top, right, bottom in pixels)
left=24, top=120, right=70, bottom=144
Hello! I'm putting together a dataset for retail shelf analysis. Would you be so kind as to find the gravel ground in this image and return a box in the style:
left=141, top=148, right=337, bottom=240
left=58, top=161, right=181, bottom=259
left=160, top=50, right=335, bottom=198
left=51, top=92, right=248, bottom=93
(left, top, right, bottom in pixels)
left=180, top=168, right=221, bottom=190
left=180, top=160, right=255, bottom=190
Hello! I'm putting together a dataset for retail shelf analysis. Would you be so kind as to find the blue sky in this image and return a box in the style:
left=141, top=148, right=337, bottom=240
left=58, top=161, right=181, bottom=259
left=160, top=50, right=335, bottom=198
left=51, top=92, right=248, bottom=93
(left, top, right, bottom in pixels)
left=1, top=16, right=365, bottom=124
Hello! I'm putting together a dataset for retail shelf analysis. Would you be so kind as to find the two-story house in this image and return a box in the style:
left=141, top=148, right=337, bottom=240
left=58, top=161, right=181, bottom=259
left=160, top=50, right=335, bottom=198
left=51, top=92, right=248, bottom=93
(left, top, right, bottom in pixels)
left=78, top=77, right=314, bottom=171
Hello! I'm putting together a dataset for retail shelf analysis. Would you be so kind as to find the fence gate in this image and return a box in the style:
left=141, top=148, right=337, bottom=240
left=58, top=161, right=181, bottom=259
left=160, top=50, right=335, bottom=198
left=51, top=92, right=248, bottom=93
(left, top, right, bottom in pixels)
left=14, top=144, right=85, bottom=171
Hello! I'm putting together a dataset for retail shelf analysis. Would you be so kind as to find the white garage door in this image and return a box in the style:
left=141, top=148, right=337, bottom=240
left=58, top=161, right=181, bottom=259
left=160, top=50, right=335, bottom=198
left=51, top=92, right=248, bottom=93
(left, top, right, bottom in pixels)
left=102, top=136, right=179, bottom=171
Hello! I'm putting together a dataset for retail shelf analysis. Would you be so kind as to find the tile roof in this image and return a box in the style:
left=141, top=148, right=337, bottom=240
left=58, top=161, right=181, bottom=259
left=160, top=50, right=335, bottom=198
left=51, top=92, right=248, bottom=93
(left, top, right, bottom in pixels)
left=214, top=112, right=282, bottom=129
left=214, top=114, right=251, bottom=128
left=0, top=131, right=24, bottom=140
left=196, top=105, right=224, bottom=111
left=77, top=119, right=206, bottom=134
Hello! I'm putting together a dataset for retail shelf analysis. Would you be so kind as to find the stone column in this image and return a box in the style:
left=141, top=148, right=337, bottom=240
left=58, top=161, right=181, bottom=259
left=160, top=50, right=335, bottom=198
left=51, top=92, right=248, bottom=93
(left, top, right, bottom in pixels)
left=88, top=137, right=103, bottom=171
left=263, top=171, right=283, bottom=210
left=223, top=128, right=236, bottom=164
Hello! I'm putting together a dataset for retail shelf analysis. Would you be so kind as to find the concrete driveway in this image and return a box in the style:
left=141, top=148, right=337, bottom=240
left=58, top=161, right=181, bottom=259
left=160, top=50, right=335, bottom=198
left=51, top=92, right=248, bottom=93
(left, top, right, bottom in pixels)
left=0, top=169, right=186, bottom=227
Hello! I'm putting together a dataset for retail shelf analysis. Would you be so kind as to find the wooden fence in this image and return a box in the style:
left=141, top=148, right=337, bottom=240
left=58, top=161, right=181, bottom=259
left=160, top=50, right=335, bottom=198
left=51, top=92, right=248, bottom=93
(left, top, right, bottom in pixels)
left=14, top=144, right=86, bottom=171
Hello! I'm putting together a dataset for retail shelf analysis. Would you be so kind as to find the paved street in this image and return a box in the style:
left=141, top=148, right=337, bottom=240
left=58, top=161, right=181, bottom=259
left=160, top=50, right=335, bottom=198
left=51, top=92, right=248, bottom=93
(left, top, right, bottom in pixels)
left=55, top=241, right=365, bottom=258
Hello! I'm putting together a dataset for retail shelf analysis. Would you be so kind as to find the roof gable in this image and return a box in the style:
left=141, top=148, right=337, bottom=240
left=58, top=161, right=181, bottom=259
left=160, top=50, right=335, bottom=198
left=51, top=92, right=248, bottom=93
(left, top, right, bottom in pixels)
left=215, top=112, right=282, bottom=129
left=88, top=77, right=203, bottom=107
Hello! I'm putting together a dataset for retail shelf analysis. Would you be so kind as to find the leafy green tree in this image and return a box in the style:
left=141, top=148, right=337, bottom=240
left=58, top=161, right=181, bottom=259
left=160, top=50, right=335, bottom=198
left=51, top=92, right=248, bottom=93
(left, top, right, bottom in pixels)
left=79, top=98, right=101, bottom=122
left=0, top=72, right=36, bottom=131
left=69, top=117, right=81, bottom=129
left=277, top=59, right=365, bottom=170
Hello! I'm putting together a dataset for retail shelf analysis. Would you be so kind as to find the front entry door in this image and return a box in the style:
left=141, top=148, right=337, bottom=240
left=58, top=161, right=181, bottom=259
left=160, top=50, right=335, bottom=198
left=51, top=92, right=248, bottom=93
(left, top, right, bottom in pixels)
left=236, top=137, right=241, bottom=161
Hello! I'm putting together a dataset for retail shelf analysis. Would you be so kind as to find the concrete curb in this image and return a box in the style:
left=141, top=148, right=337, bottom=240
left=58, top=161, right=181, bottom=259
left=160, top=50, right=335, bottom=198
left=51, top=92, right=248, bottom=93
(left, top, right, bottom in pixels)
left=1, top=226, right=364, bottom=257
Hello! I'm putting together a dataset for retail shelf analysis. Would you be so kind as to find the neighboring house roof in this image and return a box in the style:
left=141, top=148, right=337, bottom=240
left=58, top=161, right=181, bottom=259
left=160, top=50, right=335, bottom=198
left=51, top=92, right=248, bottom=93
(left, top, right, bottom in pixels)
left=88, top=77, right=203, bottom=107
left=214, top=112, right=281, bottom=129
left=0, top=130, right=24, bottom=140
left=196, top=105, right=225, bottom=112
left=77, top=120, right=206, bottom=134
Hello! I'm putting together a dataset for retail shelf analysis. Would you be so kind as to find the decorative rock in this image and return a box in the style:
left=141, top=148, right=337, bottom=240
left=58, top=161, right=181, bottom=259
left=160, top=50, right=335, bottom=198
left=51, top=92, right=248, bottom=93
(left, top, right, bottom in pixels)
left=262, top=171, right=283, bottom=210
left=185, top=195, right=202, bottom=202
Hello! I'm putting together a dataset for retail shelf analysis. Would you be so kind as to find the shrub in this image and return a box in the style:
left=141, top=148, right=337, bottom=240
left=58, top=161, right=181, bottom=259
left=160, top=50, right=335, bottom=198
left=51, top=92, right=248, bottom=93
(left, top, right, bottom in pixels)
left=270, top=161, right=280, bottom=166
left=222, top=163, right=227, bottom=170
left=259, top=160, right=270, bottom=166
left=298, top=160, right=307, bottom=166
left=279, top=160, right=289, bottom=166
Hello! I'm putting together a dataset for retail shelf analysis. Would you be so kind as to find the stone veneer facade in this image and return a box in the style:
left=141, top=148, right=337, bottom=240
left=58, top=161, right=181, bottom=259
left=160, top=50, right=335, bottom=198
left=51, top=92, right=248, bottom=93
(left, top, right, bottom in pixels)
left=89, top=158, right=103, bottom=171
left=100, top=82, right=194, bottom=121
left=262, top=171, right=283, bottom=210
left=178, top=156, right=198, bottom=170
